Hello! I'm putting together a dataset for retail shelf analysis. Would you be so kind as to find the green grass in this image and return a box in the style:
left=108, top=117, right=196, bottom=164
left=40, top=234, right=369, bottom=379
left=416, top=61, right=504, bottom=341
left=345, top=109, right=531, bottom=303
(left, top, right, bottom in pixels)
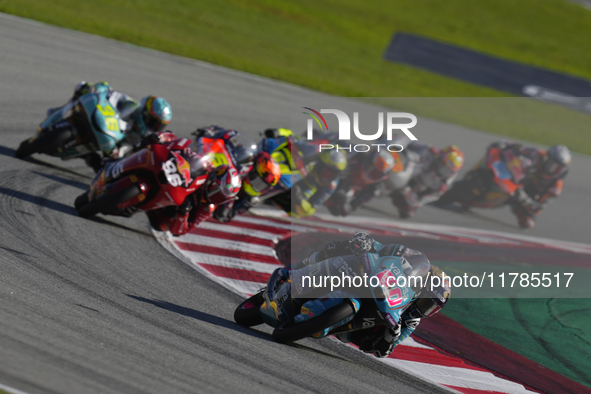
left=443, top=298, right=591, bottom=388
left=1, top=0, right=591, bottom=153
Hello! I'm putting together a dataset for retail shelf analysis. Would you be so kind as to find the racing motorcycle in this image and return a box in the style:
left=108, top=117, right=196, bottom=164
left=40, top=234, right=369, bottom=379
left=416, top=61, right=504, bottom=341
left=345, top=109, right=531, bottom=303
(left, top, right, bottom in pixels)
left=436, top=143, right=523, bottom=209
left=74, top=136, right=235, bottom=219
left=15, top=89, right=125, bottom=171
left=234, top=242, right=431, bottom=344
left=324, top=149, right=399, bottom=217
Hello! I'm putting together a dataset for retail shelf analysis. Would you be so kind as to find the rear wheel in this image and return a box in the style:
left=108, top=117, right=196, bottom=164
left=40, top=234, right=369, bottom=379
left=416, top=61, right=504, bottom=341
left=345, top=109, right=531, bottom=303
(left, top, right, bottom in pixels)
left=272, top=300, right=355, bottom=344
left=15, top=129, right=72, bottom=159
left=74, top=191, right=90, bottom=210
left=77, top=184, right=141, bottom=218
left=234, top=292, right=265, bottom=327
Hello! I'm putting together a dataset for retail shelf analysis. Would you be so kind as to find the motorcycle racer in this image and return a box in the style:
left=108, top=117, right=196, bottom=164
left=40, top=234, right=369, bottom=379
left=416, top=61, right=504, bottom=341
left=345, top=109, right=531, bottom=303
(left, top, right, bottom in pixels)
left=437, top=141, right=571, bottom=229
left=291, top=232, right=450, bottom=357
left=213, top=151, right=281, bottom=223
left=390, top=141, right=464, bottom=218
left=275, top=128, right=349, bottom=218
left=101, top=130, right=240, bottom=235
left=324, top=148, right=395, bottom=217
left=214, top=127, right=347, bottom=220
left=47, top=81, right=172, bottom=169
left=506, top=143, right=571, bottom=228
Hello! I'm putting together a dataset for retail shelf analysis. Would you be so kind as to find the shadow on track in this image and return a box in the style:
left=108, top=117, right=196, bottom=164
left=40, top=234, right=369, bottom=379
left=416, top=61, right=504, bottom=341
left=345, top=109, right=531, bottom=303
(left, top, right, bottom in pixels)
left=0, top=144, right=93, bottom=180
left=88, top=216, right=153, bottom=237
left=0, top=144, right=17, bottom=158
left=428, top=203, right=518, bottom=229
left=127, top=295, right=275, bottom=342
left=0, top=186, right=78, bottom=217
left=359, top=201, right=518, bottom=230
left=32, top=171, right=89, bottom=190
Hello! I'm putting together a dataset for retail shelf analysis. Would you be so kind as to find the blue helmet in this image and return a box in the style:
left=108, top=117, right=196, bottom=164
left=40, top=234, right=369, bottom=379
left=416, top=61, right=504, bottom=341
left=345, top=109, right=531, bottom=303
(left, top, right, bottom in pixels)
left=135, top=96, right=172, bottom=135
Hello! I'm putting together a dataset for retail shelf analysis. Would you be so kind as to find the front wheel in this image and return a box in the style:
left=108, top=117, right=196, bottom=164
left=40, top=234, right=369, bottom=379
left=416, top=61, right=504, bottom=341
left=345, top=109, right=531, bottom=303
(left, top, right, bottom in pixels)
left=234, top=291, right=265, bottom=327
left=77, top=184, right=141, bottom=218
left=272, top=300, right=355, bottom=344
left=15, top=129, right=72, bottom=159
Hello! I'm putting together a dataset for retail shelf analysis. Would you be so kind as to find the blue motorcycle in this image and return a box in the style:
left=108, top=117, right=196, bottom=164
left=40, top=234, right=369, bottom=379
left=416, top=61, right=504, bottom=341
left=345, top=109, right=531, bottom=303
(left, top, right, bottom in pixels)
left=15, top=89, right=126, bottom=171
left=234, top=240, right=431, bottom=344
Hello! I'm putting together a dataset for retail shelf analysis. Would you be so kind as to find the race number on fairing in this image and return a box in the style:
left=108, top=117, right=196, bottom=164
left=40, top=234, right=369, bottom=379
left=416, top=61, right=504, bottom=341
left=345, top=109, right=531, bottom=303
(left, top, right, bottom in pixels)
left=162, top=159, right=183, bottom=187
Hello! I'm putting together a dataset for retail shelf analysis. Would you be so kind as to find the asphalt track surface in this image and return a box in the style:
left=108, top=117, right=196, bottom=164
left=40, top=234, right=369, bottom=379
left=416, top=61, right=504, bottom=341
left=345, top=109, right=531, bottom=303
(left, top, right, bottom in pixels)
left=0, top=12, right=590, bottom=394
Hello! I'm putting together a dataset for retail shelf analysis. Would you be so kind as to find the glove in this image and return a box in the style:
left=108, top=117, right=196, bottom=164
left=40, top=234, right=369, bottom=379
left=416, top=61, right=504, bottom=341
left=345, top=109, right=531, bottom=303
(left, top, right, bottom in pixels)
left=193, top=125, right=224, bottom=138
left=135, top=133, right=161, bottom=151
left=514, top=188, right=542, bottom=214
left=347, top=232, right=373, bottom=256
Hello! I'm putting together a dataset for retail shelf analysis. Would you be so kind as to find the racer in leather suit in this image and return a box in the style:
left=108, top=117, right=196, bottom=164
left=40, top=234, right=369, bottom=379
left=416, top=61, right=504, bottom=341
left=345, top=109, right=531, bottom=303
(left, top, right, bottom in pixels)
left=501, top=143, right=571, bottom=229
left=390, top=141, right=464, bottom=218
left=291, top=232, right=451, bottom=357
left=215, top=127, right=346, bottom=219
left=122, top=130, right=241, bottom=235
left=48, top=81, right=172, bottom=170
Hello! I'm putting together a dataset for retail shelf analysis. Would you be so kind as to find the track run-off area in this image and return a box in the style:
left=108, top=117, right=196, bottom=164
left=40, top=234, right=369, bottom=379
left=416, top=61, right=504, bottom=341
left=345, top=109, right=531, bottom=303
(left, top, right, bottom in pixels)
left=1, top=12, right=590, bottom=394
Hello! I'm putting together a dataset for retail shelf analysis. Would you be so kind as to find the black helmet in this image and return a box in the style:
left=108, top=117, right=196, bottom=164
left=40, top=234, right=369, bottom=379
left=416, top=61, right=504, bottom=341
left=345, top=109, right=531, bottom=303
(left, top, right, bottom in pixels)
left=233, top=134, right=258, bottom=165
left=407, top=266, right=451, bottom=319
left=542, top=145, right=571, bottom=178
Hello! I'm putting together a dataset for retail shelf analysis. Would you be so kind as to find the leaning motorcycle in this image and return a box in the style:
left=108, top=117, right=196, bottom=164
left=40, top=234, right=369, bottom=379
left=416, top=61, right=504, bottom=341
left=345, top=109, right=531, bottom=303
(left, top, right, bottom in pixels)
left=324, top=149, right=398, bottom=217
left=15, top=90, right=125, bottom=171
left=436, top=144, right=523, bottom=208
left=74, top=136, right=235, bottom=219
left=234, top=242, right=431, bottom=344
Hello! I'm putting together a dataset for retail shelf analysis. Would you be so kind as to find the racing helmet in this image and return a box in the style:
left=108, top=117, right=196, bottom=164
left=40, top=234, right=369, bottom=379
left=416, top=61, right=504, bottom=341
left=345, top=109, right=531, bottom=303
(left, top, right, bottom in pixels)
left=204, top=165, right=241, bottom=205
left=314, top=150, right=347, bottom=183
left=434, top=145, right=464, bottom=179
left=73, top=81, right=97, bottom=99
left=361, top=149, right=395, bottom=184
left=138, top=96, right=172, bottom=134
left=243, top=152, right=281, bottom=197
left=407, top=266, right=451, bottom=319
left=231, top=133, right=258, bottom=165
left=542, top=145, right=571, bottom=178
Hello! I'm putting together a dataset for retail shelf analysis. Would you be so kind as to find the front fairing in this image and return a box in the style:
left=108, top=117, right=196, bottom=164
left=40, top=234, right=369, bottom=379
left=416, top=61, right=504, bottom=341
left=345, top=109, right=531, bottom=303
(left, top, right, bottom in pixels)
left=487, top=147, right=522, bottom=195
left=365, top=241, right=425, bottom=327
left=78, top=92, right=125, bottom=153
left=39, top=101, right=76, bottom=131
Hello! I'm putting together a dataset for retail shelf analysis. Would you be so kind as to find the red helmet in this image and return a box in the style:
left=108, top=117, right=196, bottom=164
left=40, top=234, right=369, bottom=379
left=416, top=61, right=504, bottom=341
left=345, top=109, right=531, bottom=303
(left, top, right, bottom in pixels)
left=361, top=150, right=395, bottom=184
left=434, top=145, right=464, bottom=179
left=205, top=165, right=241, bottom=205
left=243, top=152, right=281, bottom=197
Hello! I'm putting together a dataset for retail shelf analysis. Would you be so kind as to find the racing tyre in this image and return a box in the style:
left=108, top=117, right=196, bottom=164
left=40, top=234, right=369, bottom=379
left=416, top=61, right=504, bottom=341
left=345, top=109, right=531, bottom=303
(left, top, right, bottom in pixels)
left=272, top=300, right=355, bottom=344
left=74, top=191, right=90, bottom=209
left=77, top=184, right=141, bottom=218
left=234, top=291, right=265, bottom=327
left=15, top=129, right=72, bottom=159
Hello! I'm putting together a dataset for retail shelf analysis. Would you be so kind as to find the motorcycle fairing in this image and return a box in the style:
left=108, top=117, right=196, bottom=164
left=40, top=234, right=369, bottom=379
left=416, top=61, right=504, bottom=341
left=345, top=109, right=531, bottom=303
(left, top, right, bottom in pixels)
left=78, top=92, right=125, bottom=154
left=487, top=147, right=521, bottom=195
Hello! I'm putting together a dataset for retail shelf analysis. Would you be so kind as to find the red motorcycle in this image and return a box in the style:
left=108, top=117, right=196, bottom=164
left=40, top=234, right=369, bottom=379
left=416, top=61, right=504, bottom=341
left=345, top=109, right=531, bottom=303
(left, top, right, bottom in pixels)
left=74, top=136, right=240, bottom=220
